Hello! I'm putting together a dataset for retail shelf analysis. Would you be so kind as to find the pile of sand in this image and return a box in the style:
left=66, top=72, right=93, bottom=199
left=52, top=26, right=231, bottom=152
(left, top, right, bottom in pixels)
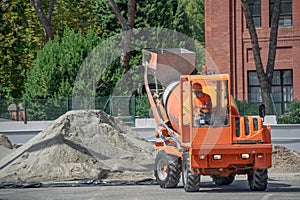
left=0, top=110, right=156, bottom=182
left=269, top=145, right=300, bottom=173
left=0, top=134, right=14, bottom=162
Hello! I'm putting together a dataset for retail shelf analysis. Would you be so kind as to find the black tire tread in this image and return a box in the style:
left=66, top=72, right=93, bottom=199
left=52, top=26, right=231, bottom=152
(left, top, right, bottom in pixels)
left=154, top=151, right=181, bottom=188
left=184, top=174, right=201, bottom=192
left=248, top=168, right=268, bottom=191
left=182, top=153, right=200, bottom=192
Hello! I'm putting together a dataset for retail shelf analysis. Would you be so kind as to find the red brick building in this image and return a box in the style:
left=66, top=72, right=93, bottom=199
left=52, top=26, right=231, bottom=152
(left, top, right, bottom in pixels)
left=205, top=0, right=300, bottom=114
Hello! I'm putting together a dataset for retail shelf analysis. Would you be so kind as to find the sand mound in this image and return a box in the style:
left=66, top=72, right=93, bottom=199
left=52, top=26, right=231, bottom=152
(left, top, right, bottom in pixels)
left=0, top=134, right=14, bottom=162
left=269, top=145, right=300, bottom=173
left=0, top=110, right=156, bottom=182
left=0, top=134, right=13, bottom=149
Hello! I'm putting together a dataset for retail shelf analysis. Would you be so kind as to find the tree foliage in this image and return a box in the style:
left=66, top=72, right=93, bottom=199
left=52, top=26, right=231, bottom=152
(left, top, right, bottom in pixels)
left=95, top=0, right=205, bottom=42
left=24, top=28, right=100, bottom=99
left=1, top=0, right=205, bottom=102
left=51, top=0, right=101, bottom=36
left=93, top=0, right=205, bottom=96
left=30, top=0, right=101, bottom=42
left=173, top=0, right=205, bottom=42
left=0, top=0, right=43, bottom=99
left=277, top=101, right=300, bottom=124
left=0, top=0, right=103, bottom=99
left=236, top=100, right=259, bottom=116
left=135, top=94, right=151, bottom=118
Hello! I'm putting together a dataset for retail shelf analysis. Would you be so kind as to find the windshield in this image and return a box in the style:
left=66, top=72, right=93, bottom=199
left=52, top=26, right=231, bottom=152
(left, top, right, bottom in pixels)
left=192, top=80, right=229, bottom=127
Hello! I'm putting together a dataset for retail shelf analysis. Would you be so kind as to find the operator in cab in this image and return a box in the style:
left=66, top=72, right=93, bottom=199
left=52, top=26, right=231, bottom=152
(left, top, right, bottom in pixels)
left=192, top=83, right=212, bottom=125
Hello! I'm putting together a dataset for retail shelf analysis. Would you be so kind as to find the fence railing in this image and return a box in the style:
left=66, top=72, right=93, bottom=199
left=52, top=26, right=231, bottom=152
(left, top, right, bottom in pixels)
left=0, top=96, right=143, bottom=124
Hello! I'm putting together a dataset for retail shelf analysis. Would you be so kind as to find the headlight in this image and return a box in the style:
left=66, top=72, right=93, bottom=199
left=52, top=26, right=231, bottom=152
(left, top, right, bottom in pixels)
left=241, top=154, right=250, bottom=159
left=213, top=154, right=222, bottom=160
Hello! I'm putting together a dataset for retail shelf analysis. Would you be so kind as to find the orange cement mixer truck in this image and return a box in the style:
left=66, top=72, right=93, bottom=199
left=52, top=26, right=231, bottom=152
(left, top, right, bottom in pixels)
left=143, top=48, right=272, bottom=192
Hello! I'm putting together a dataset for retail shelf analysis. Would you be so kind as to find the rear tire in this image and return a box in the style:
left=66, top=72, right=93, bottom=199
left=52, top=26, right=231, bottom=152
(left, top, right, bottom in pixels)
left=248, top=168, right=268, bottom=191
left=211, top=174, right=235, bottom=185
left=182, top=152, right=200, bottom=192
left=154, top=150, right=181, bottom=188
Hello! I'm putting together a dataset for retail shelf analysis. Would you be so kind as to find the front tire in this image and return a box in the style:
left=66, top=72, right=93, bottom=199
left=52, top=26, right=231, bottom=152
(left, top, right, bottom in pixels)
left=211, top=174, right=235, bottom=185
left=248, top=168, right=268, bottom=191
left=154, top=150, right=181, bottom=188
left=182, top=152, right=200, bottom=192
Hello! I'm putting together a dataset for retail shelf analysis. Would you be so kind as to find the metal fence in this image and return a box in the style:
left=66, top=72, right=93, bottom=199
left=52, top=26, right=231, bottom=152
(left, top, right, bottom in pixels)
left=0, top=96, right=140, bottom=124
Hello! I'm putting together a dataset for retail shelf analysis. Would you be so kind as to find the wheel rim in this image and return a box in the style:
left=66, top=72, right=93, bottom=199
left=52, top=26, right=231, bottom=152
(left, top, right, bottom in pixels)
left=157, top=159, right=168, bottom=181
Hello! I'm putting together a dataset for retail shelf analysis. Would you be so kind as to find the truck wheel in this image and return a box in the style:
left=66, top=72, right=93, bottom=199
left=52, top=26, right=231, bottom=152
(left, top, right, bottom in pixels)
left=211, top=174, right=235, bottom=185
left=248, top=168, right=268, bottom=191
left=182, top=152, right=200, bottom=192
left=154, top=150, right=181, bottom=188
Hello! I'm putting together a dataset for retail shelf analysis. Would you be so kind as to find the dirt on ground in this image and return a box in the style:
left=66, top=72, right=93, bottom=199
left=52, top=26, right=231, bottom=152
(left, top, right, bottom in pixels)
left=0, top=110, right=156, bottom=182
left=269, top=145, right=300, bottom=173
left=0, top=134, right=14, bottom=162
left=0, top=110, right=299, bottom=183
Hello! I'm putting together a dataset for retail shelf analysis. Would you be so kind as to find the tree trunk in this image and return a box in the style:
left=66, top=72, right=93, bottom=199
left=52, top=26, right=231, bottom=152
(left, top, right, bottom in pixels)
left=108, top=0, right=136, bottom=72
left=30, top=0, right=54, bottom=42
left=241, top=0, right=281, bottom=114
left=121, top=30, right=132, bottom=72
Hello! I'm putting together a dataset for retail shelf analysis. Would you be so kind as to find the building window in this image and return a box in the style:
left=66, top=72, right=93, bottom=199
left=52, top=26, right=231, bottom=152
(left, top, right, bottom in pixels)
left=248, top=0, right=261, bottom=28
left=248, top=70, right=293, bottom=115
left=270, top=0, right=292, bottom=27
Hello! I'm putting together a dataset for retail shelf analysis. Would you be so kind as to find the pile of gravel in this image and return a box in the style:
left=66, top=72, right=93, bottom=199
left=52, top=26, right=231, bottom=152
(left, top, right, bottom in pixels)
left=269, top=145, right=300, bottom=173
left=0, top=110, right=156, bottom=182
left=0, top=134, right=14, bottom=162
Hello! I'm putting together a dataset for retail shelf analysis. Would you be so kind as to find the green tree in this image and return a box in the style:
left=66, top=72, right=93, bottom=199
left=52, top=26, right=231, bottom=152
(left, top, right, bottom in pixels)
left=93, top=0, right=205, bottom=96
left=135, top=0, right=177, bottom=29
left=24, top=28, right=100, bottom=99
left=236, top=100, right=259, bottom=116
left=23, top=28, right=100, bottom=120
left=52, top=0, right=101, bottom=36
left=0, top=0, right=43, bottom=99
left=173, top=0, right=204, bottom=42
left=96, top=59, right=124, bottom=97
left=30, top=0, right=101, bottom=42
left=135, top=94, right=151, bottom=118
left=277, top=101, right=300, bottom=124
left=95, top=0, right=188, bottom=37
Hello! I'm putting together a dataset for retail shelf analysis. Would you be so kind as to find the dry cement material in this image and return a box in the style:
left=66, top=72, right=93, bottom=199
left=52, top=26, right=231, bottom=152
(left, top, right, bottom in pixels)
left=0, top=134, right=13, bottom=149
left=0, top=134, right=14, bottom=162
left=269, top=145, right=300, bottom=173
left=0, top=110, right=156, bottom=182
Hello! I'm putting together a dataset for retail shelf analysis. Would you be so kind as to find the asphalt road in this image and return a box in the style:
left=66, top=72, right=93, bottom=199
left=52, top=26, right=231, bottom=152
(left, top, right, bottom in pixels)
left=1, top=173, right=300, bottom=200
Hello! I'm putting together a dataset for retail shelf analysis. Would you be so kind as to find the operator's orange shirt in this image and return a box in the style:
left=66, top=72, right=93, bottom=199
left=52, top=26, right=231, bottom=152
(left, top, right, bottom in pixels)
left=193, top=93, right=212, bottom=113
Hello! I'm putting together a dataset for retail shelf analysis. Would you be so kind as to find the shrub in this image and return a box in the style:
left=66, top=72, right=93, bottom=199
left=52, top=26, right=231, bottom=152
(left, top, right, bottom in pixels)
left=277, top=100, right=300, bottom=124
left=236, top=100, right=259, bottom=116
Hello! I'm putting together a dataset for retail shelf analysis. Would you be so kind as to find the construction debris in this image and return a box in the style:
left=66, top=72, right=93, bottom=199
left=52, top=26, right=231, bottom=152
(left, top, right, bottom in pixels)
left=0, top=134, right=14, bottom=162
left=0, top=110, right=156, bottom=182
left=269, top=145, right=300, bottom=173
